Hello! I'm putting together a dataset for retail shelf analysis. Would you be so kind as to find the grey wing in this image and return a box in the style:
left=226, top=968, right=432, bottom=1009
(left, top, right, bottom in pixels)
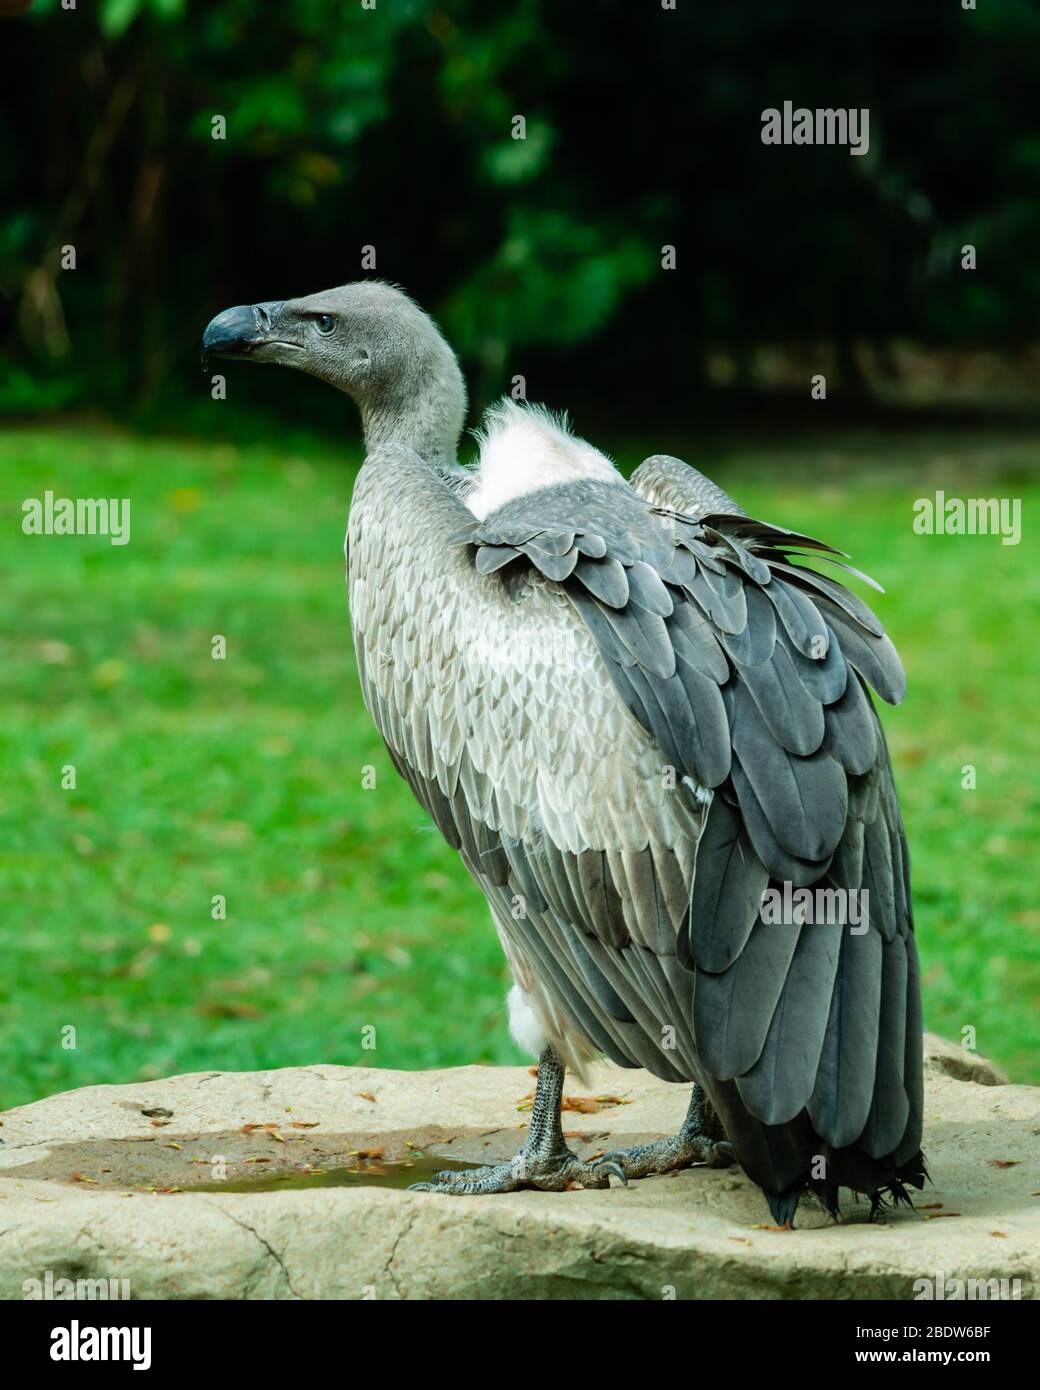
left=453, top=466, right=921, bottom=1204
left=630, top=453, right=745, bottom=519
left=628, top=453, right=922, bottom=1183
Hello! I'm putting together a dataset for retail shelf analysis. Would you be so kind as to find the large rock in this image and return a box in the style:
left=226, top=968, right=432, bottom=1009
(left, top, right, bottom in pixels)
left=0, top=1035, right=1034, bottom=1300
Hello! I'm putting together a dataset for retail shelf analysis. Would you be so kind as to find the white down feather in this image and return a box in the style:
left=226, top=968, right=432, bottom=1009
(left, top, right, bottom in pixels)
left=464, top=399, right=621, bottom=520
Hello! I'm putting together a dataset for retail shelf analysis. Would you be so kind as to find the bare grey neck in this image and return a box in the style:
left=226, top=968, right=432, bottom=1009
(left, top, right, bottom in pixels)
left=358, top=339, right=467, bottom=473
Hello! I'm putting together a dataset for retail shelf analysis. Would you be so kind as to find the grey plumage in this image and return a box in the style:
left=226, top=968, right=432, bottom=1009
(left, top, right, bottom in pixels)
left=736, top=912, right=843, bottom=1125
left=202, top=280, right=926, bottom=1224
left=362, top=451, right=925, bottom=1217
left=808, top=926, right=884, bottom=1147
left=682, top=798, right=767, bottom=973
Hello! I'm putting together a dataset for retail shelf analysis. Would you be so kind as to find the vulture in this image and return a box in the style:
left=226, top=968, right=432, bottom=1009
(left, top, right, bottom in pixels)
left=202, top=280, right=926, bottom=1225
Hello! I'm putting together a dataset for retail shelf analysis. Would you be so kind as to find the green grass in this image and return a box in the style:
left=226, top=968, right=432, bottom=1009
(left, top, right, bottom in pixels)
left=1, top=423, right=1038, bottom=1108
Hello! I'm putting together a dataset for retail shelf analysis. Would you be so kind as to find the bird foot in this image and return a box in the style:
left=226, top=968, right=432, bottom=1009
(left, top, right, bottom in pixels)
left=409, top=1146, right=627, bottom=1195
left=591, top=1132, right=735, bottom=1182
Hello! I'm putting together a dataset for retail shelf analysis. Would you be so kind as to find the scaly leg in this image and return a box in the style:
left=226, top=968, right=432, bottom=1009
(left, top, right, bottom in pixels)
left=591, top=1083, right=735, bottom=1180
left=409, top=1046, right=625, bottom=1194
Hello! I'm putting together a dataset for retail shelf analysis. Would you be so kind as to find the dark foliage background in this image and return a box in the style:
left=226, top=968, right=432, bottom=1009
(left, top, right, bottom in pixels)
left=3, top=0, right=1039, bottom=431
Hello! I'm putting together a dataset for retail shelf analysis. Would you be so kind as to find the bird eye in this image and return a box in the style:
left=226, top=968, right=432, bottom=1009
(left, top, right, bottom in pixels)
left=315, top=314, right=336, bottom=335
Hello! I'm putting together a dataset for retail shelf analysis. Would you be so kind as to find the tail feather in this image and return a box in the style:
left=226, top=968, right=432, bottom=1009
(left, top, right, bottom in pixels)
left=701, top=1073, right=926, bottom=1225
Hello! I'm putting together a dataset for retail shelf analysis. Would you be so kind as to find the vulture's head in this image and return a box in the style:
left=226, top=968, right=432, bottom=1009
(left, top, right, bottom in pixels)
left=202, top=280, right=467, bottom=466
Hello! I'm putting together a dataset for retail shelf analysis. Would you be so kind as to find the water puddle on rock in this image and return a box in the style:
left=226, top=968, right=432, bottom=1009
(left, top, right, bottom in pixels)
left=195, top=1155, right=475, bottom=1194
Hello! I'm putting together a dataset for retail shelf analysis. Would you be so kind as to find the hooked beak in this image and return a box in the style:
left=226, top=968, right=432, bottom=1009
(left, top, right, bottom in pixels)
left=201, top=300, right=292, bottom=368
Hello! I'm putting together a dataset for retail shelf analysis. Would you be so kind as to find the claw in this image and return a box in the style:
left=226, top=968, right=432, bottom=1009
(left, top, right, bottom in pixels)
left=585, top=1131, right=736, bottom=1182
left=592, top=1157, right=628, bottom=1187
left=407, top=1146, right=633, bottom=1197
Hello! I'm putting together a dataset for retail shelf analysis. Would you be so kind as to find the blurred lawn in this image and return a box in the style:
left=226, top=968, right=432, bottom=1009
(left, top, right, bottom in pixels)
left=1, top=424, right=1037, bottom=1108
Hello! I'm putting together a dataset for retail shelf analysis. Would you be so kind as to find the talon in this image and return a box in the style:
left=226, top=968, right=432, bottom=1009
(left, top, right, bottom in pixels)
left=403, top=1073, right=733, bottom=1197
left=594, top=1158, right=628, bottom=1187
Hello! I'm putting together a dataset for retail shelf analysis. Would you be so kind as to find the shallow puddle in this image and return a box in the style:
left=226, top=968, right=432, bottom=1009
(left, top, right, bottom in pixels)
left=195, top=1154, right=475, bottom=1194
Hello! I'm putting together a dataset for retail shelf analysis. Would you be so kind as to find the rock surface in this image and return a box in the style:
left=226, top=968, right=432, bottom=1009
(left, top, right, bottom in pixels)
left=0, top=1035, right=1035, bottom=1300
